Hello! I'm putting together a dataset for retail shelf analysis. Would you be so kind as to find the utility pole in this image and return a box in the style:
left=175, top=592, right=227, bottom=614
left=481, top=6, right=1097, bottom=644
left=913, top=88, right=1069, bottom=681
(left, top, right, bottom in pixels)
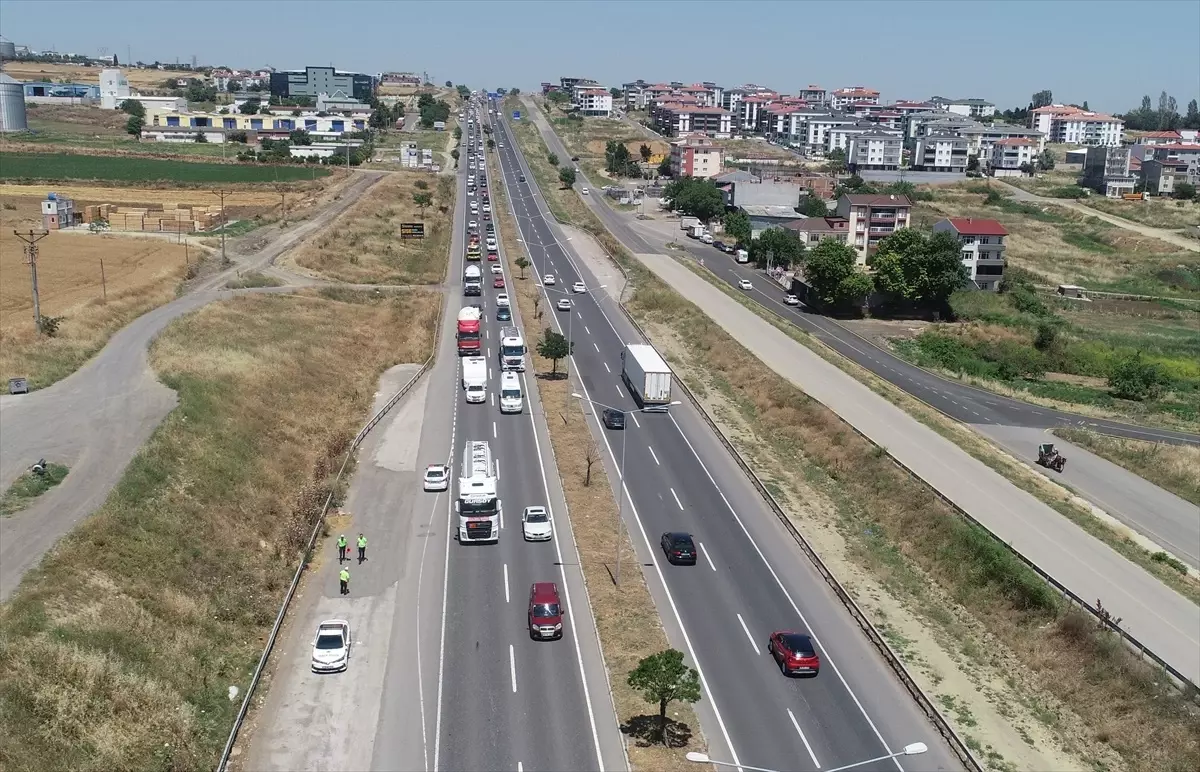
left=14, top=230, right=49, bottom=334
left=275, top=185, right=288, bottom=227
left=211, top=189, right=232, bottom=263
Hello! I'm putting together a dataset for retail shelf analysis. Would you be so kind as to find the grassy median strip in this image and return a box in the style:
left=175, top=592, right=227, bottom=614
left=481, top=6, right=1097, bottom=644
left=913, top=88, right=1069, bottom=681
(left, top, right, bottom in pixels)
left=0, top=289, right=440, bottom=772
left=0, top=463, right=70, bottom=517
left=489, top=148, right=701, bottom=772
left=508, top=111, right=1200, bottom=772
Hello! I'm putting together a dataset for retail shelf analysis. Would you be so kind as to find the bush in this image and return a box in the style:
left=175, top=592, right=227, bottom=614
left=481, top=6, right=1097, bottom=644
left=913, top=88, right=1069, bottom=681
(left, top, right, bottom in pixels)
left=1034, top=321, right=1058, bottom=351
left=989, top=340, right=1046, bottom=380
left=1010, top=286, right=1050, bottom=317
left=1108, top=353, right=1167, bottom=401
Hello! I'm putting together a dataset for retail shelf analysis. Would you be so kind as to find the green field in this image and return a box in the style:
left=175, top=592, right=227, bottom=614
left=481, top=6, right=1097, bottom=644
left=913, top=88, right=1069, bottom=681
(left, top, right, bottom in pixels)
left=0, top=152, right=331, bottom=183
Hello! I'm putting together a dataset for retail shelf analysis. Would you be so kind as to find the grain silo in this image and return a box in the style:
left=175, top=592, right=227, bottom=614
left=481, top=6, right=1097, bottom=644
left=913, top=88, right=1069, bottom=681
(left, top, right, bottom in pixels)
left=0, top=41, right=17, bottom=61
left=0, top=72, right=28, bottom=133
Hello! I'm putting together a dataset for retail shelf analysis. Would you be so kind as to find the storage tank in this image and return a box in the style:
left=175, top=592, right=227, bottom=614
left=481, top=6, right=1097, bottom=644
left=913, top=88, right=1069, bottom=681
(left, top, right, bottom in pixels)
left=0, top=41, right=17, bottom=60
left=0, top=72, right=29, bottom=133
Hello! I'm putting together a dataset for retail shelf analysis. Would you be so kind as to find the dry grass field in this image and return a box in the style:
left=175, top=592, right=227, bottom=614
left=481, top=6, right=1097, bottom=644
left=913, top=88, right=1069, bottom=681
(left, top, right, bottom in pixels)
left=0, top=61, right=197, bottom=91
left=0, top=197, right=197, bottom=387
left=0, top=288, right=442, bottom=772
left=286, top=171, right=453, bottom=285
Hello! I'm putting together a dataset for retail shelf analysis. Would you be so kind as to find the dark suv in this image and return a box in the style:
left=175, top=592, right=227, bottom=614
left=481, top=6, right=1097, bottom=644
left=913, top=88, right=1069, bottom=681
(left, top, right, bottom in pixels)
left=660, top=532, right=697, bottom=565
left=602, top=408, right=625, bottom=429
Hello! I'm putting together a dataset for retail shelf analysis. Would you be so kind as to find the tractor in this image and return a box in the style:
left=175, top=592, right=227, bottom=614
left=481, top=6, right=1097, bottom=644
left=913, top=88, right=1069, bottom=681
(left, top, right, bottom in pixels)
left=1037, top=443, right=1067, bottom=473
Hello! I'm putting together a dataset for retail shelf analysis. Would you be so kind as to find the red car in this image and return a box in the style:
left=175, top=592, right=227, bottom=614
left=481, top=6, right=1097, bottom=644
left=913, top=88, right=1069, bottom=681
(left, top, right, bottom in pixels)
left=487, top=252, right=499, bottom=261
left=767, top=631, right=820, bottom=677
left=528, top=582, right=563, bottom=640
left=494, top=276, right=505, bottom=288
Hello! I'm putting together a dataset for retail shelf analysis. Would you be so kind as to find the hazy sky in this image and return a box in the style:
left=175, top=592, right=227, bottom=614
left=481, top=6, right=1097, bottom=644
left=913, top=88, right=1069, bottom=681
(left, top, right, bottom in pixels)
left=1, top=0, right=1197, bottom=113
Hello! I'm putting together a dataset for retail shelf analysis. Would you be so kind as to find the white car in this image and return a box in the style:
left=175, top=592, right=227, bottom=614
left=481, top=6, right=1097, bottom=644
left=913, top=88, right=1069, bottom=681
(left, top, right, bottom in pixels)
left=522, top=506, right=553, bottom=541
left=496, top=293, right=510, bottom=308
left=738, top=279, right=753, bottom=290
left=468, top=220, right=478, bottom=230
left=543, top=274, right=556, bottom=286
left=785, top=294, right=800, bottom=306
left=556, top=298, right=572, bottom=311
left=423, top=463, right=450, bottom=492
left=581, top=187, right=589, bottom=195
left=572, top=281, right=587, bottom=293
left=491, top=263, right=504, bottom=274
left=311, top=619, right=351, bottom=673
left=482, top=203, right=491, bottom=213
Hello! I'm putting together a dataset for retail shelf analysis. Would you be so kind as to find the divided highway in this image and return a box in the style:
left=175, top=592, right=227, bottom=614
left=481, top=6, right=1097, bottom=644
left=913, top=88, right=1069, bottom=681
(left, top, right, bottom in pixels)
left=494, top=104, right=963, bottom=772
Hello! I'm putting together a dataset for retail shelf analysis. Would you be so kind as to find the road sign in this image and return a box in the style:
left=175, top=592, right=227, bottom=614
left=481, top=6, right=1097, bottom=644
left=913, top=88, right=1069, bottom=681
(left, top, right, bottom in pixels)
left=488, top=91, right=499, bottom=100
left=400, top=222, right=425, bottom=239
left=512, top=111, right=521, bottom=120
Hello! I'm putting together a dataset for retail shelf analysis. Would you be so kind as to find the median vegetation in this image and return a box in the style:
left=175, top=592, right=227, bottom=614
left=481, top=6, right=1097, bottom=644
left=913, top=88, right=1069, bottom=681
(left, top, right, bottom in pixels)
left=0, top=289, right=440, bottom=771
left=0, top=462, right=70, bottom=517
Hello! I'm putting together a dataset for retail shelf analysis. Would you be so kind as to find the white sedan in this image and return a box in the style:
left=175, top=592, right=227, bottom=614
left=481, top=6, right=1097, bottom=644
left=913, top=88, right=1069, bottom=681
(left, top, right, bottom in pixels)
left=468, top=220, right=478, bottom=230
left=738, top=279, right=754, bottom=290
left=785, top=294, right=800, bottom=306
left=522, top=506, right=553, bottom=541
left=572, top=281, right=587, bottom=293
left=491, top=263, right=504, bottom=274
left=556, top=298, right=572, bottom=311
left=423, top=463, right=450, bottom=492
left=581, top=187, right=589, bottom=195
left=543, top=274, right=556, bottom=286
left=311, top=619, right=351, bottom=673
left=496, top=293, right=511, bottom=308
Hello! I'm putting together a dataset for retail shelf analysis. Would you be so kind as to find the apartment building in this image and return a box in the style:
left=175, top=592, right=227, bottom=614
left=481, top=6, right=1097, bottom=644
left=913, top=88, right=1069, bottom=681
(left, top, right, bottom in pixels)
left=1031, top=104, right=1124, bottom=146
left=621, top=79, right=649, bottom=109
left=930, top=97, right=996, bottom=118
left=669, top=136, right=725, bottom=179
left=831, top=86, right=880, bottom=110
left=575, top=88, right=613, bottom=117
left=835, top=193, right=913, bottom=263
left=796, top=85, right=828, bottom=105
left=801, top=112, right=860, bottom=154
left=911, top=133, right=970, bottom=172
left=782, top=215, right=850, bottom=246
left=1141, top=143, right=1200, bottom=195
left=957, top=122, right=1045, bottom=158
left=932, top=217, right=1007, bottom=291
left=654, top=103, right=733, bottom=138
left=1080, top=145, right=1137, bottom=197
left=869, top=110, right=904, bottom=131
left=905, top=110, right=976, bottom=140
left=846, top=129, right=903, bottom=170
left=738, top=93, right=776, bottom=132
left=988, top=138, right=1040, bottom=176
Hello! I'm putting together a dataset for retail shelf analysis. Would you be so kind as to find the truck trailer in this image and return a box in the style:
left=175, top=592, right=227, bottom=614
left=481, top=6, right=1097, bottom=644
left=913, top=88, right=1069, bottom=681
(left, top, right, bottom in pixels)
left=620, top=344, right=673, bottom=411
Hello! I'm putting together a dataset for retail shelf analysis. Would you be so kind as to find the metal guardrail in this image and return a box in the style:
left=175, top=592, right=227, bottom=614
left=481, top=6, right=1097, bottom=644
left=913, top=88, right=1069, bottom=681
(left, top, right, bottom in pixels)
left=506, top=111, right=984, bottom=771
left=216, top=354, right=435, bottom=772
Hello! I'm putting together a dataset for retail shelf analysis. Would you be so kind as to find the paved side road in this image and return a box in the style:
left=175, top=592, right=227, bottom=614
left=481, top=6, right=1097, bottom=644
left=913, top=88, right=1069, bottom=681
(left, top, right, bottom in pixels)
left=0, top=173, right=384, bottom=602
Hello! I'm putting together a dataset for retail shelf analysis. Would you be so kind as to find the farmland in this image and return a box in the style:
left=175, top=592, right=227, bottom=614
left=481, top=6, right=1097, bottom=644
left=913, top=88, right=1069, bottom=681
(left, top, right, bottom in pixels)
left=0, top=152, right=332, bottom=183
left=1, top=104, right=232, bottom=159
left=0, top=61, right=197, bottom=90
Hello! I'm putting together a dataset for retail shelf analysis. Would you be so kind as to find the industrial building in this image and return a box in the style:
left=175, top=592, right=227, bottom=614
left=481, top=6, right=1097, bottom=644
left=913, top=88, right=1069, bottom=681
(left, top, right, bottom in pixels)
left=0, top=72, right=28, bottom=132
left=270, top=66, right=374, bottom=102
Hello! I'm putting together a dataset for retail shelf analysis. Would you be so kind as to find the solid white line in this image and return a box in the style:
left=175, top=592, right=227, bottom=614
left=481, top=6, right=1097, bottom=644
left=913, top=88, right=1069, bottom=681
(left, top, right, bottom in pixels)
left=603, top=362, right=611, bottom=373
left=648, top=446, right=660, bottom=465
left=509, top=645, right=518, bottom=693
left=787, top=709, right=822, bottom=768
left=432, top=350, right=461, bottom=772
left=736, top=613, right=760, bottom=655
left=504, top=564, right=510, bottom=603
left=670, top=487, right=684, bottom=510
left=698, top=541, right=716, bottom=571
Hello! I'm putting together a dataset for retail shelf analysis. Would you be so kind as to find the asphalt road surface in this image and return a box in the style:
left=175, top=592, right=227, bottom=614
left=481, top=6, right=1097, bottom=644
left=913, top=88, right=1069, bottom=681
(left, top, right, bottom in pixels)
left=521, top=100, right=1200, bottom=573
left=0, top=172, right=383, bottom=602
left=496, top=104, right=965, bottom=772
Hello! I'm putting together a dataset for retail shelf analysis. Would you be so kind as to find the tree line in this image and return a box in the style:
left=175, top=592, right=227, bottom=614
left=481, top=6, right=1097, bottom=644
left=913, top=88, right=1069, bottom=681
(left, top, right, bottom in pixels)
left=998, top=88, right=1200, bottom=131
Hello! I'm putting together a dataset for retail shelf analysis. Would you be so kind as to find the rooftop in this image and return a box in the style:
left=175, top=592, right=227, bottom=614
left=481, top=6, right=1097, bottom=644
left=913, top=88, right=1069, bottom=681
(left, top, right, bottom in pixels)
left=741, top=204, right=802, bottom=218
left=943, top=217, right=1008, bottom=236
left=841, top=193, right=913, bottom=207
left=994, top=137, right=1037, bottom=146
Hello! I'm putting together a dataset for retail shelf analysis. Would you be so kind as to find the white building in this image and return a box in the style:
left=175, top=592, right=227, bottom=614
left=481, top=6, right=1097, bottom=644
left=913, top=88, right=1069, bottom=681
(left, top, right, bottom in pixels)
left=846, top=129, right=903, bottom=170
left=930, top=97, right=996, bottom=118
left=289, top=140, right=366, bottom=159
left=831, top=87, right=880, bottom=110
left=911, top=133, right=970, bottom=172
left=988, top=138, right=1040, bottom=176
left=1031, top=105, right=1123, bottom=146
left=933, top=217, right=1008, bottom=292
left=575, top=88, right=613, bottom=117
left=99, top=68, right=130, bottom=109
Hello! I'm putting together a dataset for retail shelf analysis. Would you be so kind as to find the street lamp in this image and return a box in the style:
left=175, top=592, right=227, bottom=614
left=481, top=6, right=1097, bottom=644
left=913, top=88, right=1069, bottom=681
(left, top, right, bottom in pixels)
left=685, top=743, right=928, bottom=772
left=572, top=392, right=680, bottom=587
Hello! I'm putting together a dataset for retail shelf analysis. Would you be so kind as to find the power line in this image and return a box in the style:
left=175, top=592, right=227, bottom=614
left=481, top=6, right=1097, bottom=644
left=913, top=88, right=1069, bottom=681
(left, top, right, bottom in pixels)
left=13, top=229, right=50, bottom=334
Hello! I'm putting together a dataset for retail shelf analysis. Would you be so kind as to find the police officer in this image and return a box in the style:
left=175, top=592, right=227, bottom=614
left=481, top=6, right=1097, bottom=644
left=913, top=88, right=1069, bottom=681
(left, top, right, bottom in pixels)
left=339, top=567, right=350, bottom=595
left=336, top=534, right=348, bottom=563
left=357, top=533, right=368, bottom=563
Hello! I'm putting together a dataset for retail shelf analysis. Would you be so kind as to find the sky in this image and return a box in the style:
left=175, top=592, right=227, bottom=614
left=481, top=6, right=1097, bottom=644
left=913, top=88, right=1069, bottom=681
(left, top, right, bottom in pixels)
left=1, top=0, right=1197, bottom=114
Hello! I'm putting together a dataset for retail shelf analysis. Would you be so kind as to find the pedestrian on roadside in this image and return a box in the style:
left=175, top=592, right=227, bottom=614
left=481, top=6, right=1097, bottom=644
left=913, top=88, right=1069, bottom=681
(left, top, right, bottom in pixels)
left=357, top=533, right=368, bottom=563
left=339, top=567, right=350, bottom=595
left=337, top=534, right=348, bottom=563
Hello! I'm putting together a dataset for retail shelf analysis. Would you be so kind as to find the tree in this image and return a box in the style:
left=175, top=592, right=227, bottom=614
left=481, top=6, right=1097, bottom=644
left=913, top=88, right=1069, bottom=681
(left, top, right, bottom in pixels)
left=1108, top=353, right=1166, bottom=401
left=445, top=80, right=453, bottom=88
left=1186, top=99, right=1200, bottom=130
left=583, top=440, right=600, bottom=486
left=510, top=87, right=520, bottom=96
left=559, top=167, right=577, bottom=188
left=1037, top=149, right=1056, bottom=171
left=627, top=649, right=701, bottom=746
left=457, top=84, right=471, bottom=101
left=662, top=176, right=726, bottom=222
left=288, top=128, right=312, bottom=146
left=1173, top=181, right=1196, bottom=200
left=548, top=152, right=559, bottom=166
left=450, top=148, right=460, bottom=163
left=239, top=99, right=261, bottom=115
left=639, top=143, right=652, bottom=162
left=118, top=98, right=145, bottom=118
left=415, top=180, right=429, bottom=190
left=657, top=157, right=673, bottom=177
left=722, top=210, right=752, bottom=246
left=515, top=255, right=530, bottom=278
left=804, top=239, right=872, bottom=310
left=487, top=138, right=495, bottom=150
left=537, top=328, right=572, bottom=376
left=125, top=115, right=144, bottom=138
left=605, top=140, right=640, bottom=177
left=1034, top=321, right=1058, bottom=352
left=453, top=125, right=462, bottom=140
left=1031, top=90, right=1053, bottom=109
left=797, top=195, right=829, bottom=217
left=193, top=131, right=208, bottom=143
left=412, top=191, right=434, bottom=220
left=754, top=227, right=805, bottom=269
left=871, top=229, right=968, bottom=308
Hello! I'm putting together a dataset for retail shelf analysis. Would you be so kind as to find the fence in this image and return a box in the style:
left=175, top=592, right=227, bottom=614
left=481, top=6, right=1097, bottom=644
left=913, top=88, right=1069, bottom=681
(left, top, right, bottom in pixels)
left=216, top=354, right=436, bottom=771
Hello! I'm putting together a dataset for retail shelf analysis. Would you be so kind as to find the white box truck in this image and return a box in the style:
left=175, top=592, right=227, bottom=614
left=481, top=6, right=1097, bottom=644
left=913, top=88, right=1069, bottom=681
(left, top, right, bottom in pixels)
left=462, top=356, right=487, bottom=403
left=620, top=344, right=673, bottom=411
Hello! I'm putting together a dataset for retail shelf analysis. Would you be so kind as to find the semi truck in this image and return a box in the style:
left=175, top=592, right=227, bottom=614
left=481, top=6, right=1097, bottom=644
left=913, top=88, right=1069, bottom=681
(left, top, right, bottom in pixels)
left=463, top=264, right=482, bottom=296
left=620, top=344, right=673, bottom=411
left=498, top=326, right=526, bottom=372
left=457, top=440, right=501, bottom=543
left=467, top=235, right=481, bottom=260
left=457, top=306, right=482, bottom=356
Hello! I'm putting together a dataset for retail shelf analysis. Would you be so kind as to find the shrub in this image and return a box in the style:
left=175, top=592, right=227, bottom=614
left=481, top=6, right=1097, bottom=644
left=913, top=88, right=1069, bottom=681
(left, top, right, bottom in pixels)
left=1034, top=321, right=1058, bottom=351
left=1108, top=353, right=1167, bottom=401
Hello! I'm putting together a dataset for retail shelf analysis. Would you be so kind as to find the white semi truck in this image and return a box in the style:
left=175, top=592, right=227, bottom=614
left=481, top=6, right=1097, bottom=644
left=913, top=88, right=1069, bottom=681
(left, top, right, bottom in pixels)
left=620, top=344, right=673, bottom=412
left=498, top=326, right=526, bottom=371
left=457, top=440, right=500, bottom=543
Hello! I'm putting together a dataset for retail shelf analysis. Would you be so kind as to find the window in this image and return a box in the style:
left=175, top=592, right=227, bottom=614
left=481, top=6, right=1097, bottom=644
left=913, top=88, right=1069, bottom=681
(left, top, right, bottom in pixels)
left=250, top=119, right=263, bottom=130
left=166, top=116, right=180, bottom=127
left=961, top=250, right=973, bottom=261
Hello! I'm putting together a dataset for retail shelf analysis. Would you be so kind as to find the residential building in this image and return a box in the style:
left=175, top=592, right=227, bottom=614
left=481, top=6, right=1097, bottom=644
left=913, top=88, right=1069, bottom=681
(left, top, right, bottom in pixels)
left=316, top=91, right=370, bottom=113
left=721, top=87, right=747, bottom=115
left=905, top=110, right=975, bottom=140
left=796, top=85, right=828, bottom=106
left=740, top=205, right=805, bottom=237
left=380, top=72, right=422, bottom=86
left=737, top=93, right=776, bottom=132
left=1136, top=130, right=1183, bottom=146
left=621, top=79, right=649, bottom=109
left=669, top=136, right=725, bottom=179
left=575, top=88, right=613, bottom=116
left=988, top=138, right=1039, bottom=176
left=782, top=215, right=849, bottom=246
left=827, top=121, right=875, bottom=153
left=1080, top=145, right=1137, bottom=197
left=930, top=97, right=996, bottom=118
left=911, top=133, right=970, bottom=172
left=1030, top=104, right=1123, bottom=146
left=835, top=193, right=913, bottom=263
left=142, top=110, right=369, bottom=143
left=846, top=129, right=903, bottom=170
left=99, top=67, right=131, bottom=109
left=957, top=122, right=1045, bottom=158
left=891, top=100, right=937, bottom=117
left=933, top=217, right=1007, bottom=291
left=868, top=110, right=904, bottom=131
left=831, top=87, right=879, bottom=110
left=800, top=112, right=859, bottom=154
left=559, top=76, right=598, bottom=93
left=270, top=66, right=375, bottom=102
left=654, top=103, right=733, bottom=138
left=1141, top=143, right=1200, bottom=194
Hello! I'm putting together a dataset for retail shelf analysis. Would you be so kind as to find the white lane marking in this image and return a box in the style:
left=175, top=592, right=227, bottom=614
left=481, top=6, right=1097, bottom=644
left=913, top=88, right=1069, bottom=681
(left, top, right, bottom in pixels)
left=670, top=487, right=684, bottom=510
left=584, top=325, right=591, bottom=335
left=787, top=708, right=822, bottom=768
left=517, top=764, right=523, bottom=772
left=499, top=504, right=504, bottom=530
left=603, top=362, right=611, bottom=373
left=490, top=393, right=494, bottom=407
left=648, top=446, right=660, bottom=465
left=493, top=421, right=497, bottom=438
left=698, top=541, right=716, bottom=571
left=509, top=645, right=518, bottom=693
left=577, top=312, right=583, bottom=320
left=594, top=342, right=600, bottom=352
left=616, top=383, right=624, bottom=399
left=630, top=412, right=640, bottom=428
left=504, top=564, right=510, bottom=603
left=736, top=613, right=760, bottom=655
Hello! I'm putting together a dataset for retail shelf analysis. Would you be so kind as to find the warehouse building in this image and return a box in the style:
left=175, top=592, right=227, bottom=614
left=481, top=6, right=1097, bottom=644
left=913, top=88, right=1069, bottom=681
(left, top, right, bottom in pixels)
left=270, top=66, right=374, bottom=102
